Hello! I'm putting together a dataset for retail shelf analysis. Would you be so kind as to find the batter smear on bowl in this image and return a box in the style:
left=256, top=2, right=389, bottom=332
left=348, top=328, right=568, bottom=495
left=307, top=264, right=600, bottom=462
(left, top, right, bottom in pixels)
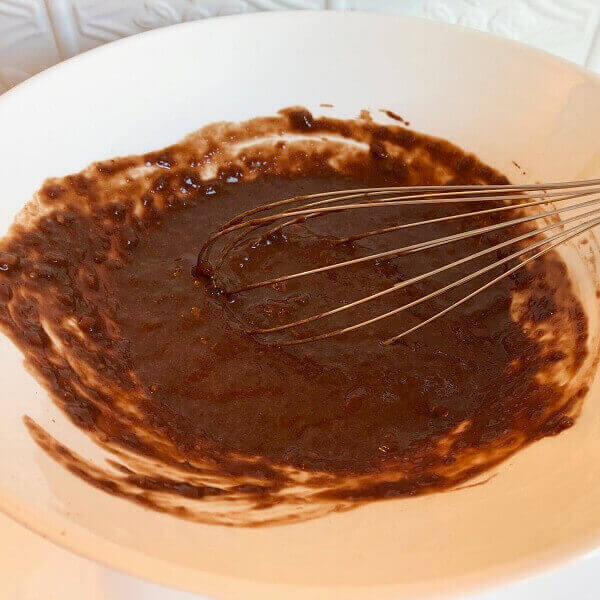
left=0, top=108, right=592, bottom=526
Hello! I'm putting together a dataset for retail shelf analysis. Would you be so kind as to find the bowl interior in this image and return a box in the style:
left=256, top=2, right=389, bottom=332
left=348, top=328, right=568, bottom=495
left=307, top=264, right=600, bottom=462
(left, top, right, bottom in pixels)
left=1, top=11, right=600, bottom=599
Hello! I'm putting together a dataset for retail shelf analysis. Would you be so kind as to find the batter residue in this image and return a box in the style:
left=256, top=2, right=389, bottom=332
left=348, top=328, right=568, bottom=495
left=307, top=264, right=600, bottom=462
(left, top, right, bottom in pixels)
left=0, top=108, right=591, bottom=526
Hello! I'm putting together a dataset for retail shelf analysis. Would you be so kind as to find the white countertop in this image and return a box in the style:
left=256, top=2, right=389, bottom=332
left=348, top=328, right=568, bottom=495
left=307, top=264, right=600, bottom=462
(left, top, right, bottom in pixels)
left=2, top=2, right=600, bottom=598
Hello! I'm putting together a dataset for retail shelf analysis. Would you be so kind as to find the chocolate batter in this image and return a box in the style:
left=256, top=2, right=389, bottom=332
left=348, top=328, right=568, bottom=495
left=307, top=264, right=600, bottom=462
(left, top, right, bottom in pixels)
left=0, top=109, right=590, bottom=526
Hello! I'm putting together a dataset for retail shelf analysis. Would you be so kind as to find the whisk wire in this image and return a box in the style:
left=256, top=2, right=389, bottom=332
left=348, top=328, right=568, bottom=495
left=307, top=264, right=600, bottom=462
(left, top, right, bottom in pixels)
left=384, top=215, right=600, bottom=344
left=241, top=187, right=596, bottom=252
left=250, top=205, right=600, bottom=336
left=197, top=179, right=600, bottom=345
left=228, top=192, right=600, bottom=293
left=200, top=179, right=600, bottom=261
left=289, top=215, right=600, bottom=344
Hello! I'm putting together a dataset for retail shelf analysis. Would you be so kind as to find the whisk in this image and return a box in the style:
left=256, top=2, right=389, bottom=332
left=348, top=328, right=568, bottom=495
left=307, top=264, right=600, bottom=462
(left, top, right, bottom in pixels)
left=195, top=178, right=600, bottom=345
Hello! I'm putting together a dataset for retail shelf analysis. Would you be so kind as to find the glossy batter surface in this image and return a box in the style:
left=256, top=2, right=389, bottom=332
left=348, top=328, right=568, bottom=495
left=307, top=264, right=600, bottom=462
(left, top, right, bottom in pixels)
left=0, top=109, right=590, bottom=525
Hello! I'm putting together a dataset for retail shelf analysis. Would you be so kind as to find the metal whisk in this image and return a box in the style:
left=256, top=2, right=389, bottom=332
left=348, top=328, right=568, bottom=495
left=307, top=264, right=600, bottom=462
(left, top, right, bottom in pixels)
left=196, top=178, right=600, bottom=345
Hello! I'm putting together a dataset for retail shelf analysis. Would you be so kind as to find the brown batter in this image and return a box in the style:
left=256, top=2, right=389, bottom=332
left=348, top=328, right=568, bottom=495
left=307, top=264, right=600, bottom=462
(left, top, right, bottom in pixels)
left=0, top=108, right=590, bottom=526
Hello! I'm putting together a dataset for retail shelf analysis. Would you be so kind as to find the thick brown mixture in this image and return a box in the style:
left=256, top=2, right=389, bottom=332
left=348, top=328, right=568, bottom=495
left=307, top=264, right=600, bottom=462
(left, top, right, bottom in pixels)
left=0, top=109, right=590, bottom=526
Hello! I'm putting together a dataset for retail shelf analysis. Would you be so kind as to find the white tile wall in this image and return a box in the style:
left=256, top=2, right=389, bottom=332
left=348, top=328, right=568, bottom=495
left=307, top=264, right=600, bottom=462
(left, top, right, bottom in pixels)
left=46, top=0, right=327, bottom=59
left=345, top=0, right=600, bottom=66
left=1, top=0, right=600, bottom=95
left=0, top=0, right=59, bottom=92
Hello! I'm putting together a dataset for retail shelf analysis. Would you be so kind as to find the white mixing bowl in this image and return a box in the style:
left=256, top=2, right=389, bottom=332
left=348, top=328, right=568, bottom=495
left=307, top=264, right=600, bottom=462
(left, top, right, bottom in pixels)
left=2, top=11, right=600, bottom=599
